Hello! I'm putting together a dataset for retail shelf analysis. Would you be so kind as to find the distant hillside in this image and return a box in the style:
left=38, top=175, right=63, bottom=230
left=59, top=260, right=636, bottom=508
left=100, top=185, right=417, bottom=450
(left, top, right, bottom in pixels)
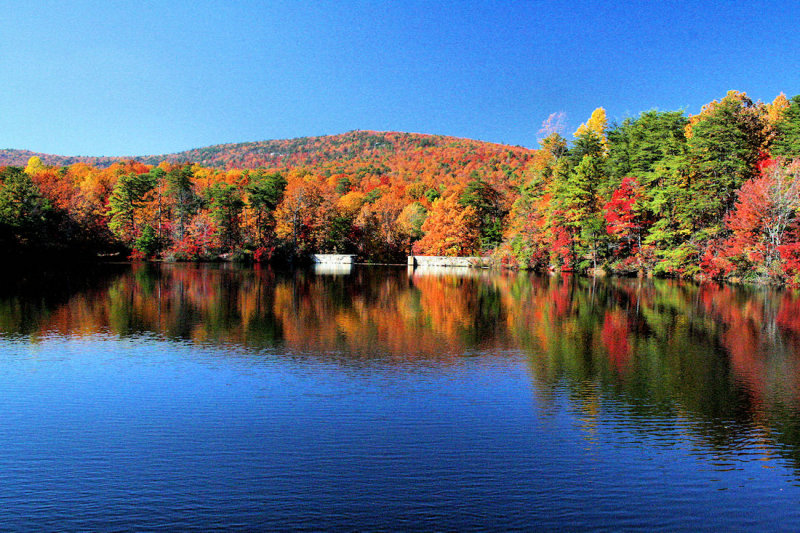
left=0, top=148, right=123, bottom=168
left=0, top=131, right=533, bottom=170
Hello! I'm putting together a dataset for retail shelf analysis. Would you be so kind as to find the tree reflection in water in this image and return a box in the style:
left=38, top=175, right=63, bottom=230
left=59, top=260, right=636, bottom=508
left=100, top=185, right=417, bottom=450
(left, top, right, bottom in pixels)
left=4, top=263, right=800, bottom=471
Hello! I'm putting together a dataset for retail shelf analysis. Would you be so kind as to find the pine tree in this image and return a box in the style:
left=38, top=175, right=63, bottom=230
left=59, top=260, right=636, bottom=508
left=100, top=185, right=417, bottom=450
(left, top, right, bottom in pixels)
left=772, top=95, right=800, bottom=158
left=107, top=171, right=155, bottom=246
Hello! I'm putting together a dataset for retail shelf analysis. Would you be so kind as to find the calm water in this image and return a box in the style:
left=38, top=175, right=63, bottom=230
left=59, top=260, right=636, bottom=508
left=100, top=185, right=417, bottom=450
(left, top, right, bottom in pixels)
left=2, top=263, right=800, bottom=530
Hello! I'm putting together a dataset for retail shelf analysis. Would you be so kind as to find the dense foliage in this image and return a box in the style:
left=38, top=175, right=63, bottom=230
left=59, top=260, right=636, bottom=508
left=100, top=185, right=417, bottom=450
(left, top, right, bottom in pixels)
left=501, top=91, right=800, bottom=284
left=3, top=90, right=800, bottom=284
left=1, top=132, right=532, bottom=263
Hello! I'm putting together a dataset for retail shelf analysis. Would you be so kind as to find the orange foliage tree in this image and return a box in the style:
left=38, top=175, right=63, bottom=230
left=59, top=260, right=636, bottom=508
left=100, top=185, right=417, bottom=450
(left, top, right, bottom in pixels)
left=413, top=194, right=480, bottom=256
left=274, top=174, right=337, bottom=254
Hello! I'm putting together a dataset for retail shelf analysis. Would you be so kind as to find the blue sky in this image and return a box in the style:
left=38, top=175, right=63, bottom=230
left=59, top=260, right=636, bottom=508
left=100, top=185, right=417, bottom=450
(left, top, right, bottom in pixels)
left=2, top=0, right=798, bottom=156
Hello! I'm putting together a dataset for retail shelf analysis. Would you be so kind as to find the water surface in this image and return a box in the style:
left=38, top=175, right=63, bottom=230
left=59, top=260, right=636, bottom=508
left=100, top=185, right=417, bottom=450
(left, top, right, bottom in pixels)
left=2, top=263, right=800, bottom=530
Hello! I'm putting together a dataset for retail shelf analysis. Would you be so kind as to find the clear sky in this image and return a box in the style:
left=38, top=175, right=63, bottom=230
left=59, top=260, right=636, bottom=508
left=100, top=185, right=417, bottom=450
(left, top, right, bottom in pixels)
left=2, top=0, right=799, bottom=156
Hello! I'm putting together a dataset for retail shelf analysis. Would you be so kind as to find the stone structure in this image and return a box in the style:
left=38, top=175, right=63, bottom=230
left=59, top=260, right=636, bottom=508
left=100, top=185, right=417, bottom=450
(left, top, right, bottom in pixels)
left=407, top=256, right=492, bottom=268
left=312, top=254, right=356, bottom=264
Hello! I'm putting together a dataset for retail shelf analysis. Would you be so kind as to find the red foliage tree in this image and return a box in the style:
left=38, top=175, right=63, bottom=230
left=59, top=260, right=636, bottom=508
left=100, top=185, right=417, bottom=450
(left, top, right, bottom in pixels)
left=603, top=177, right=646, bottom=256
left=701, top=158, right=800, bottom=281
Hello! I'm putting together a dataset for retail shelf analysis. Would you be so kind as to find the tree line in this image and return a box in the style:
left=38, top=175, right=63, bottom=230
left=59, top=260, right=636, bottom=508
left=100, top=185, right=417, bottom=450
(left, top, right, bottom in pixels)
left=2, top=91, right=800, bottom=283
left=504, top=91, right=800, bottom=283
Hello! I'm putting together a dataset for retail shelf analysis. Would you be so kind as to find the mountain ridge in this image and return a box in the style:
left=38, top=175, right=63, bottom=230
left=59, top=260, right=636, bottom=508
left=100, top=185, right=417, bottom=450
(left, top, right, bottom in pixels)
left=0, top=130, right=533, bottom=169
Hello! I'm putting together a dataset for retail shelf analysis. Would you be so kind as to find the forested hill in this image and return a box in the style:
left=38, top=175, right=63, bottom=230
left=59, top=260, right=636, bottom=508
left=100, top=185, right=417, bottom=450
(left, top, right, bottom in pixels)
left=0, top=128, right=537, bottom=264
left=0, top=149, right=121, bottom=169
left=0, top=131, right=533, bottom=170
left=5, top=90, right=800, bottom=285
left=143, top=131, right=532, bottom=170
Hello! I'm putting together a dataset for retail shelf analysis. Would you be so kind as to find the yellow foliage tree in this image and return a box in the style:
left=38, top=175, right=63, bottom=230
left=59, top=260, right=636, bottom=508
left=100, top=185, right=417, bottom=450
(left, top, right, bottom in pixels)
left=24, top=156, right=45, bottom=176
left=337, top=191, right=366, bottom=218
left=574, top=107, right=608, bottom=152
left=767, top=93, right=790, bottom=125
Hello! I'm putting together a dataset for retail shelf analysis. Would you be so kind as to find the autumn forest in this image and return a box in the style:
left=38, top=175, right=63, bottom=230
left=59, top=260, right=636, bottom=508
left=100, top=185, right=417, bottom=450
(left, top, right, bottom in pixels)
left=3, top=90, right=800, bottom=284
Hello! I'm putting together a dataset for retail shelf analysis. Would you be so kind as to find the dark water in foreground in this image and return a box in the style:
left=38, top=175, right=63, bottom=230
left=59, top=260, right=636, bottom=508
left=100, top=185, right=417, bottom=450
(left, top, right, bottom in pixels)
left=2, top=263, right=800, bottom=530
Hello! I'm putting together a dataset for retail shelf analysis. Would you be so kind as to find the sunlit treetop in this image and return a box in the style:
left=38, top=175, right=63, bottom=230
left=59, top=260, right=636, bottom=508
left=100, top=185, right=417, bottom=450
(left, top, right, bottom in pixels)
left=684, top=90, right=760, bottom=140
left=574, top=107, right=608, bottom=153
left=766, top=93, right=791, bottom=125
left=24, top=156, right=44, bottom=176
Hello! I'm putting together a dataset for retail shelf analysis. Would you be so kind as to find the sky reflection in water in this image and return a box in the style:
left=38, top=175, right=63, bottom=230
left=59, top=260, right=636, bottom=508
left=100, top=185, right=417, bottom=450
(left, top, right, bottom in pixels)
left=1, top=263, right=800, bottom=529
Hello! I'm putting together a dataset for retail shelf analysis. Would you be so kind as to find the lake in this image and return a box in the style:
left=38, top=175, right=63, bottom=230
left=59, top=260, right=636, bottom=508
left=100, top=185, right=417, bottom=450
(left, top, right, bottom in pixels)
left=2, top=262, right=800, bottom=530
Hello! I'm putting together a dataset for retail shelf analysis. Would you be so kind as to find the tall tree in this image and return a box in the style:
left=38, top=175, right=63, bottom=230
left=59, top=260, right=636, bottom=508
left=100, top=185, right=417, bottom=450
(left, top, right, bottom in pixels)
left=165, top=164, right=198, bottom=241
left=772, top=94, right=800, bottom=158
left=246, top=170, right=287, bottom=246
left=107, top=171, right=155, bottom=246
left=681, top=91, right=768, bottom=232
left=458, top=173, right=505, bottom=250
left=207, top=182, right=244, bottom=251
left=574, top=107, right=608, bottom=154
left=603, top=176, right=647, bottom=258
left=554, top=132, right=609, bottom=268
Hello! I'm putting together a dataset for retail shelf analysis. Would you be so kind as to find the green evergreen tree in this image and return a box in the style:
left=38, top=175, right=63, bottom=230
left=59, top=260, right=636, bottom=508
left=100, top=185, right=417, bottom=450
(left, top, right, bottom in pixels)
left=458, top=173, right=505, bottom=250
left=0, top=167, right=51, bottom=229
left=134, top=224, right=159, bottom=257
left=551, top=130, right=611, bottom=271
left=772, top=94, right=800, bottom=158
left=0, top=167, right=52, bottom=250
left=166, top=164, right=198, bottom=240
left=107, top=172, right=155, bottom=245
left=247, top=170, right=287, bottom=246
left=606, top=110, right=688, bottom=183
left=681, top=92, right=767, bottom=232
left=208, top=183, right=244, bottom=251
